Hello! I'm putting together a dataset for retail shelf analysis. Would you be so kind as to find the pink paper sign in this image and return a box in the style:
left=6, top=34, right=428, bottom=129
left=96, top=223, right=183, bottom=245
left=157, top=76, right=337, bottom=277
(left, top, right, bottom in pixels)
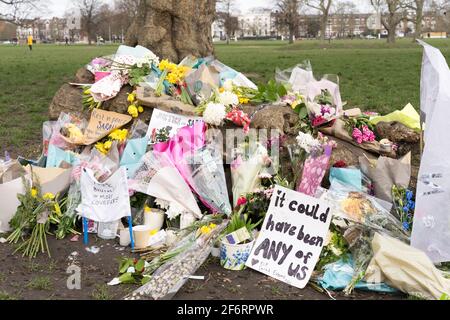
left=297, top=146, right=332, bottom=196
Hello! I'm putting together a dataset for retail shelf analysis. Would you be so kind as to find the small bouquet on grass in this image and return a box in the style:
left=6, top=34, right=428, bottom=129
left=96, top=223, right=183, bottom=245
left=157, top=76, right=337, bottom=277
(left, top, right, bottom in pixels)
left=7, top=177, right=74, bottom=258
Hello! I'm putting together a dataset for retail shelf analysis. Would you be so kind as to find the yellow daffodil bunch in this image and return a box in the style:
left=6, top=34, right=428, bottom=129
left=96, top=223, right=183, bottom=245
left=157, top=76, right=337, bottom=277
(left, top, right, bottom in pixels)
left=127, top=92, right=144, bottom=118
left=199, top=223, right=218, bottom=236
left=95, top=128, right=129, bottom=155
left=43, top=192, right=55, bottom=201
left=158, top=59, right=190, bottom=85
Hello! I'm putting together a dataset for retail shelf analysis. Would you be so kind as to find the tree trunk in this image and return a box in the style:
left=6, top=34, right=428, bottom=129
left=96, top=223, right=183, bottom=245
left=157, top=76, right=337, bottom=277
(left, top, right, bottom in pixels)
left=289, top=28, right=294, bottom=44
left=320, top=15, right=327, bottom=41
left=414, top=7, right=424, bottom=41
left=126, top=0, right=216, bottom=63
left=387, top=28, right=396, bottom=43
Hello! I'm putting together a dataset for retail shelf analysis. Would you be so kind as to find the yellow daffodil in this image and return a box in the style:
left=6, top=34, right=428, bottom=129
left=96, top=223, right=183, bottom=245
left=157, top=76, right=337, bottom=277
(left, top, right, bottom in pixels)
left=239, top=97, right=250, bottom=104
left=43, top=193, right=55, bottom=201
left=144, top=205, right=152, bottom=213
left=31, top=188, right=38, bottom=199
left=150, top=229, right=158, bottom=236
left=128, top=105, right=139, bottom=118
left=167, top=72, right=179, bottom=84
left=291, top=101, right=299, bottom=109
left=219, top=87, right=225, bottom=93
left=109, top=129, right=128, bottom=142
left=103, top=140, right=113, bottom=150
left=209, top=223, right=217, bottom=230
left=95, top=142, right=109, bottom=155
left=127, top=92, right=136, bottom=103
left=159, top=59, right=176, bottom=72
left=138, top=106, right=144, bottom=113
left=83, top=88, right=91, bottom=95
left=200, top=225, right=212, bottom=235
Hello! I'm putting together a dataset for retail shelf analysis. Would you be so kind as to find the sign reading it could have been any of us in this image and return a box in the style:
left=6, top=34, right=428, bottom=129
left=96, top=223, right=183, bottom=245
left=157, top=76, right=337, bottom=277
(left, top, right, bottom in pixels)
left=246, top=185, right=332, bottom=289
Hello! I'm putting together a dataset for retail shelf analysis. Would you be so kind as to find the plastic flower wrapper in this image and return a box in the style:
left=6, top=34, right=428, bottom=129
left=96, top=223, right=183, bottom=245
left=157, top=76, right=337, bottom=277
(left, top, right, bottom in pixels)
left=184, top=138, right=232, bottom=216
left=50, top=113, right=87, bottom=150
left=325, top=180, right=410, bottom=243
left=125, top=220, right=227, bottom=300
left=129, top=151, right=202, bottom=220
left=276, top=61, right=343, bottom=120
left=120, top=120, right=149, bottom=179
left=231, top=142, right=269, bottom=207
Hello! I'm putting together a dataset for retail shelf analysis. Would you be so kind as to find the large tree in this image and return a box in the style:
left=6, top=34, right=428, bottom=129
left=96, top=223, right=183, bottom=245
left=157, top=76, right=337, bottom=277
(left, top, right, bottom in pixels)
left=78, top=0, right=104, bottom=45
left=0, top=0, right=45, bottom=24
left=217, top=0, right=239, bottom=44
left=306, top=0, right=333, bottom=40
left=126, top=0, right=216, bottom=63
left=276, top=0, right=302, bottom=44
left=371, top=0, right=408, bottom=43
left=407, top=0, right=426, bottom=40
left=334, top=1, right=357, bottom=38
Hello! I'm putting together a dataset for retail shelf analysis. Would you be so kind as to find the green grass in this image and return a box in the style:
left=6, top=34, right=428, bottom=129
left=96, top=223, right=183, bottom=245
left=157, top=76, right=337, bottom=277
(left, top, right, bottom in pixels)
left=1, top=39, right=450, bottom=156
left=0, top=291, right=18, bottom=300
left=91, top=284, right=113, bottom=300
left=26, top=276, right=53, bottom=291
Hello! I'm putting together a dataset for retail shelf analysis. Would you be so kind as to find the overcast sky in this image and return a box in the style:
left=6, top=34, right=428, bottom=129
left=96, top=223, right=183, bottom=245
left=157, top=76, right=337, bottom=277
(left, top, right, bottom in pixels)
left=43, top=0, right=372, bottom=18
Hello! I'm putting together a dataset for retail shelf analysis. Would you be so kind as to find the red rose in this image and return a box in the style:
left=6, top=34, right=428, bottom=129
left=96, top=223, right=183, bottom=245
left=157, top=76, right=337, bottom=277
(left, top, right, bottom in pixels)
left=333, top=161, right=347, bottom=168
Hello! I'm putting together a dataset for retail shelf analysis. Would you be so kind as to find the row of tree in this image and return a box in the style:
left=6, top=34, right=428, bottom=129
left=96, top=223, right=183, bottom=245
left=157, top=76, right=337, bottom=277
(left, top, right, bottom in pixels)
left=216, top=0, right=450, bottom=44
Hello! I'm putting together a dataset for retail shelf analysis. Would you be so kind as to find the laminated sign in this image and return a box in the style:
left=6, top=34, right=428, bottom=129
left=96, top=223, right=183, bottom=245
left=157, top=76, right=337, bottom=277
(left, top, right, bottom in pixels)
left=77, top=167, right=131, bottom=223
left=246, top=185, right=332, bottom=289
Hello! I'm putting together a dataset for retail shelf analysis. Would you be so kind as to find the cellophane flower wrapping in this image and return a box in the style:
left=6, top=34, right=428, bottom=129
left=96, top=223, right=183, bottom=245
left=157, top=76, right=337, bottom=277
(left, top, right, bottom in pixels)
left=325, top=181, right=409, bottom=243
left=231, top=143, right=268, bottom=207
left=126, top=221, right=227, bottom=300
left=185, top=138, right=232, bottom=216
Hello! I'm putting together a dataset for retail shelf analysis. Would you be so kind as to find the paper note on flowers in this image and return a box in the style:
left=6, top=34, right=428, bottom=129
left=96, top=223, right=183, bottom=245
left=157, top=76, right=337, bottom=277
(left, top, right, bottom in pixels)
left=76, top=167, right=131, bottom=223
left=82, top=109, right=132, bottom=145
left=147, top=109, right=202, bottom=144
left=246, top=185, right=332, bottom=289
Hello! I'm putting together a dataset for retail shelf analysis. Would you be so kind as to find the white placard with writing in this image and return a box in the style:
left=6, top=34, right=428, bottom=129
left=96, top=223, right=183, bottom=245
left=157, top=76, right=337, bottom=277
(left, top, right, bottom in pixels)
left=77, top=167, right=131, bottom=223
left=246, top=185, right=332, bottom=289
left=146, top=109, right=202, bottom=145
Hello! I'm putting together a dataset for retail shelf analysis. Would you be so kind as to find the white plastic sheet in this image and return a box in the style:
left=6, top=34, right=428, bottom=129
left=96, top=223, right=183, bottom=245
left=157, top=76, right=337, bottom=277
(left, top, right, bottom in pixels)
left=411, top=41, right=450, bottom=263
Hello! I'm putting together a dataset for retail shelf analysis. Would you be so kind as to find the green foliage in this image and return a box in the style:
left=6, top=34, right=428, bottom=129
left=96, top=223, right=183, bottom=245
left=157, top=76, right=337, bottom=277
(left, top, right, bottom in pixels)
left=251, top=79, right=287, bottom=104
left=224, top=212, right=262, bottom=236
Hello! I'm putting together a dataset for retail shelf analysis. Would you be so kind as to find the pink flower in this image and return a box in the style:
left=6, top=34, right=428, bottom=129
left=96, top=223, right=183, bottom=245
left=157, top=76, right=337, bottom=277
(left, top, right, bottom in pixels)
left=352, top=128, right=363, bottom=144
left=312, top=116, right=326, bottom=127
left=362, top=126, right=376, bottom=142
left=237, top=197, right=247, bottom=207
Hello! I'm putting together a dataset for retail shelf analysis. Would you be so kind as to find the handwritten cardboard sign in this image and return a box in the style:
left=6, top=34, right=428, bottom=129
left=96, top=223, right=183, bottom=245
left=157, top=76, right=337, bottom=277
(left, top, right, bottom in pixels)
left=147, top=109, right=202, bottom=144
left=246, top=185, right=332, bottom=289
left=83, top=109, right=132, bottom=145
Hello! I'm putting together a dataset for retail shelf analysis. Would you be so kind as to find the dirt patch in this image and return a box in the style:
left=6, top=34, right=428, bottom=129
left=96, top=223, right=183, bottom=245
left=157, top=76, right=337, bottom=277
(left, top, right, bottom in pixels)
left=0, top=236, right=404, bottom=300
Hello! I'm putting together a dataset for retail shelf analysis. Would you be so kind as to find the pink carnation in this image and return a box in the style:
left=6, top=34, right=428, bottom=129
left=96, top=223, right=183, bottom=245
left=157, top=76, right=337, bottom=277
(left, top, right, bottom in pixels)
left=352, top=128, right=363, bottom=144
left=362, top=125, right=376, bottom=142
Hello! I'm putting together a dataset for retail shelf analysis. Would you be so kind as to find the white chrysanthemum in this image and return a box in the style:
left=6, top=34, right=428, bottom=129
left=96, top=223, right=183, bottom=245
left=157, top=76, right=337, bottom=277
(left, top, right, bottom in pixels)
left=218, top=91, right=239, bottom=106
left=166, top=202, right=184, bottom=220
left=203, top=102, right=226, bottom=126
left=296, top=132, right=320, bottom=154
left=308, top=102, right=322, bottom=116
left=155, top=198, right=170, bottom=210
left=223, top=79, right=234, bottom=92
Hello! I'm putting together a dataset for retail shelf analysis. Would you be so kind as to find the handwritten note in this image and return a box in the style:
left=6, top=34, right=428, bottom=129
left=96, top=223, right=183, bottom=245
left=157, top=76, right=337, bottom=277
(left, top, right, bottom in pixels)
left=246, top=185, right=332, bottom=289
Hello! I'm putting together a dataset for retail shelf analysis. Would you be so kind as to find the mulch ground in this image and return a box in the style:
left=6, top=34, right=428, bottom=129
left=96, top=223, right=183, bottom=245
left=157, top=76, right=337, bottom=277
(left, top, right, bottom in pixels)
left=0, top=235, right=404, bottom=300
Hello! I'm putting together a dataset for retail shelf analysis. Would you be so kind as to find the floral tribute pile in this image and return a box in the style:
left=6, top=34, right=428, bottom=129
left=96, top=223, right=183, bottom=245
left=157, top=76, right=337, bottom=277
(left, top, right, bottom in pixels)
left=1, top=45, right=446, bottom=301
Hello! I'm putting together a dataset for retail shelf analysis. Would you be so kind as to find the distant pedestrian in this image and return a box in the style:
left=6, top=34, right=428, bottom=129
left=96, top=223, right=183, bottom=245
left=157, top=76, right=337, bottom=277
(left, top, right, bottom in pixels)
left=27, top=34, right=33, bottom=51
left=65, top=37, right=69, bottom=46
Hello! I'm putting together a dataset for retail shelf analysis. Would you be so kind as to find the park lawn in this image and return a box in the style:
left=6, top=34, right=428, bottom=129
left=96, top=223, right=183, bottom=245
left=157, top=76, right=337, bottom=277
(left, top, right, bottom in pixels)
left=1, top=39, right=450, bottom=156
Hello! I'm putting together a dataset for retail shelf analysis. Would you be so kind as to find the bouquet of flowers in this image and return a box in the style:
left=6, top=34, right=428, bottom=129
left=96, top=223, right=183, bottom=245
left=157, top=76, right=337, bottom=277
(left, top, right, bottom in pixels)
left=126, top=219, right=227, bottom=300
left=391, top=185, right=415, bottom=232
left=344, top=115, right=377, bottom=145
left=231, top=142, right=270, bottom=207
left=308, top=89, right=338, bottom=127
left=7, top=177, right=70, bottom=258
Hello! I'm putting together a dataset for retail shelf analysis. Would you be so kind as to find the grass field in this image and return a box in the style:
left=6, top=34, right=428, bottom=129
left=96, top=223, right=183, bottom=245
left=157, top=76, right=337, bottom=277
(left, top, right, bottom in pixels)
left=1, top=39, right=450, bottom=156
